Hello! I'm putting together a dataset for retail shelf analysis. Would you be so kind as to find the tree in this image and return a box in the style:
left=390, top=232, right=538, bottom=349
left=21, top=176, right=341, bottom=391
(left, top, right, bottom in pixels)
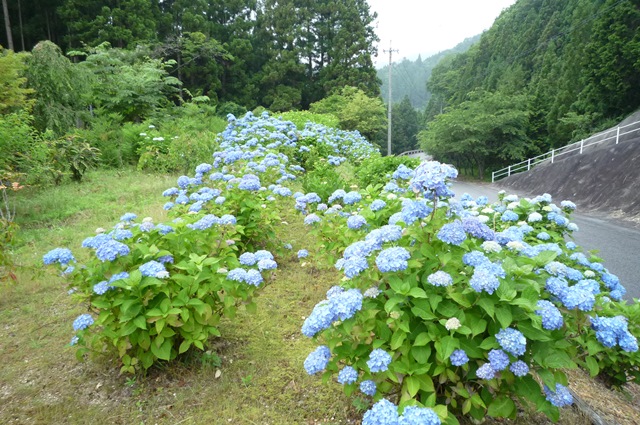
left=391, top=96, right=419, bottom=155
left=310, top=86, right=386, bottom=144
left=420, top=90, right=529, bottom=180
left=25, top=41, right=90, bottom=135
left=0, top=46, right=31, bottom=113
left=2, top=0, right=13, bottom=50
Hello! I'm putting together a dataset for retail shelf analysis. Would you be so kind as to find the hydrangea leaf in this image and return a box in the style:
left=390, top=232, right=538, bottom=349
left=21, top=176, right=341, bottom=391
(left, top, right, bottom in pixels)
left=487, top=396, right=516, bottom=418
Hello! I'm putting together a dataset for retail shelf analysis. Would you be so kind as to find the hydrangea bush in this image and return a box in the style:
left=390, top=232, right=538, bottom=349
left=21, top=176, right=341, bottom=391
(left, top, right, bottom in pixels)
left=44, top=112, right=639, bottom=424
left=300, top=161, right=640, bottom=423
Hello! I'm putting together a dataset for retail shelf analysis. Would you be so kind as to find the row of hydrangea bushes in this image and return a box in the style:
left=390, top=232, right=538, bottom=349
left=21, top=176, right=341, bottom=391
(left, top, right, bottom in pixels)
left=44, top=112, right=639, bottom=424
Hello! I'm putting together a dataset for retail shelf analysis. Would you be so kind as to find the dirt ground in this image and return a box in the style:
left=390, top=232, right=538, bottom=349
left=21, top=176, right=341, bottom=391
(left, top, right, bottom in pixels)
left=497, top=110, right=640, bottom=227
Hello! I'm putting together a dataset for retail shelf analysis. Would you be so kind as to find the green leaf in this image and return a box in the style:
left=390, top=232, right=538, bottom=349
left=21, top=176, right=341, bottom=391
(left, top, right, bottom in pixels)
left=405, top=375, right=420, bottom=397
left=178, top=339, right=192, bottom=354
left=413, top=332, right=431, bottom=347
left=390, top=329, right=407, bottom=350
left=411, top=345, right=432, bottom=364
left=585, top=356, right=600, bottom=377
left=477, top=298, right=495, bottom=318
left=469, top=318, right=487, bottom=337
left=133, top=315, right=147, bottom=330
left=448, top=290, right=472, bottom=308
left=151, top=338, right=172, bottom=360
left=389, top=275, right=410, bottom=294
left=487, top=396, right=516, bottom=418
left=407, top=287, right=428, bottom=298
left=436, top=335, right=458, bottom=361
left=495, top=306, right=512, bottom=328
left=518, top=321, right=552, bottom=341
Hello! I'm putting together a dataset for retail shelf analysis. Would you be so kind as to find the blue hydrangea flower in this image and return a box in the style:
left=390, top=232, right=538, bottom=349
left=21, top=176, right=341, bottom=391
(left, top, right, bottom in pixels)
left=362, top=399, right=399, bottom=425
left=535, top=300, right=564, bottom=330
left=450, top=349, right=469, bottom=366
left=537, top=232, right=551, bottom=240
left=219, top=214, right=236, bottom=225
left=326, top=286, right=344, bottom=299
left=376, top=247, right=410, bottom=273
left=488, top=349, right=510, bottom=371
left=367, top=349, right=392, bottom=373
left=95, top=240, right=130, bottom=262
left=304, top=214, right=321, bottom=225
left=462, top=251, right=489, bottom=267
left=304, top=345, right=331, bottom=375
left=370, top=200, right=386, bottom=212
left=177, top=176, right=190, bottom=189
left=257, top=259, right=277, bottom=271
left=343, top=256, right=369, bottom=278
left=561, top=200, right=577, bottom=211
left=43, top=248, right=76, bottom=265
left=93, top=281, right=112, bottom=295
left=109, top=272, right=129, bottom=283
left=227, top=268, right=248, bottom=282
left=329, top=288, right=363, bottom=321
left=337, top=365, right=358, bottom=385
left=139, top=260, right=166, bottom=277
left=360, top=380, right=377, bottom=396
left=195, top=163, right=212, bottom=174
left=591, top=315, right=638, bottom=352
left=73, top=313, right=94, bottom=331
left=347, top=215, right=367, bottom=230
left=399, top=406, right=441, bottom=425
left=365, top=225, right=403, bottom=247
left=427, top=271, right=453, bottom=287
left=239, top=252, right=257, bottom=266
left=302, top=301, right=336, bottom=337
left=476, top=363, right=496, bottom=379
left=469, top=266, right=501, bottom=295
left=544, top=383, right=573, bottom=407
left=245, top=269, right=263, bottom=286
left=343, top=191, right=362, bottom=205
left=344, top=241, right=376, bottom=259
left=496, top=328, right=527, bottom=357
left=297, top=249, right=309, bottom=259
left=437, top=220, right=466, bottom=245
left=408, top=160, right=457, bottom=198
left=81, top=233, right=111, bottom=249
left=510, top=360, right=529, bottom=377
left=188, top=214, right=220, bottom=230
left=501, top=210, right=519, bottom=222
left=400, top=199, right=433, bottom=224
left=462, top=216, right=495, bottom=241
left=559, top=285, right=595, bottom=311
left=112, top=229, right=133, bottom=240
left=120, top=213, right=137, bottom=222
left=157, top=224, right=174, bottom=235
left=162, top=187, right=179, bottom=197
left=255, top=250, right=274, bottom=261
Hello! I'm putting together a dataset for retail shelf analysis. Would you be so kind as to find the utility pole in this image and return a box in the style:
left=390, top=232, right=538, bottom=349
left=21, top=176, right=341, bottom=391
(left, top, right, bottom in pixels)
left=2, top=0, right=14, bottom=50
left=383, top=40, right=398, bottom=156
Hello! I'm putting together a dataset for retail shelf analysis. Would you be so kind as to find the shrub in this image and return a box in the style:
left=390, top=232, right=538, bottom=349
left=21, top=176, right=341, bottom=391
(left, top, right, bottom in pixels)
left=278, top=110, right=340, bottom=130
left=300, top=161, right=640, bottom=423
left=355, top=155, right=420, bottom=188
left=49, top=134, right=101, bottom=183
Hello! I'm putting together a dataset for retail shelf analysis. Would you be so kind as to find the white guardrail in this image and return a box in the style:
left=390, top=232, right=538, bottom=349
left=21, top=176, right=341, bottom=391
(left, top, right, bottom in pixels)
left=491, top=119, right=640, bottom=182
left=397, top=149, right=426, bottom=157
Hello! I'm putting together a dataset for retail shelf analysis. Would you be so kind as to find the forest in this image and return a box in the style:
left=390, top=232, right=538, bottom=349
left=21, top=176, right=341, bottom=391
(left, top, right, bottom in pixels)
left=1, top=0, right=640, bottom=181
left=420, top=0, right=640, bottom=179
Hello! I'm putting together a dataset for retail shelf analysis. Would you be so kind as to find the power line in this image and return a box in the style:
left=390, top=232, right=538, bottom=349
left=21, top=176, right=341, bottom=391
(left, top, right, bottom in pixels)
left=383, top=40, right=399, bottom=156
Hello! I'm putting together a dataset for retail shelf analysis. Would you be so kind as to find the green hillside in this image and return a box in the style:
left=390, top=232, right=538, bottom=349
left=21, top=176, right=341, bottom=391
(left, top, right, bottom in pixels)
left=421, top=0, right=640, bottom=179
left=378, top=35, right=480, bottom=109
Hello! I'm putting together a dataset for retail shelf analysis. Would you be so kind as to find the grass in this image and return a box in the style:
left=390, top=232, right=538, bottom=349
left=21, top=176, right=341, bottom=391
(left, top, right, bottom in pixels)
left=0, top=168, right=621, bottom=424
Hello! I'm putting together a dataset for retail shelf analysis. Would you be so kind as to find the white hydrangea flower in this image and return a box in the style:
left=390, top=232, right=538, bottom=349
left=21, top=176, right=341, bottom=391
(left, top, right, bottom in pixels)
left=584, top=270, right=596, bottom=278
left=95, top=227, right=106, bottom=234
left=507, top=202, right=519, bottom=210
left=481, top=241, right=502, bottom=253
left=542, top=206, right=553, bottom=212
left=142, top=217, right=153, bottom=223
left=386, top=193, right=398, bottom=200
left=481, top=207, right=495, bottom=214
left=506, top=241, right=525, bottom=251
left=156, top=271, right=170, bottom=279
left=477, top=215, right=490, bottom=223
left=364, top=287, right=381, bottom=298
left=528, top=212, right=543, bottom=222
left=445, top=318, right=461, bottom=331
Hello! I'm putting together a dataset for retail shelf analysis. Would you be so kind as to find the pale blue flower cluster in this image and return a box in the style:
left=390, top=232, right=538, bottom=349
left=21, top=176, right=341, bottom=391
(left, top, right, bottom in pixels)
left=590, top=315, right=638, bottom=352
left=302, top=288, right=363, bottom=337
left=496, top=328, right=527, bottom=356
left=73, top=313, right=94, bottom=331
left=509, top=360, right=529, bottom=377
left=488, top=349, right=510, bottom=371
left=437, top=220, right=466, bottom=245
left=139, top=260, right=166, bottom=277
left=375, top=247, right=410, bottom=273
left=427, top=271, right=453, bottom=287
left=450, top=349, right=469, bottom=366
left=43, top=248, right=76, bottom=265
left=297, top=249, right=309, bottom=259
left=337, top=365, right=358, bottom=384
left=399, top=406, right=441, bottom=425
left=367, top=348, right=392, bottom=372
left=304, top=345, right=331, bottom=375
left=370, top=199, right=386, bottom=212
left=360, top=380, right=377, bottom=396
left=400, top=199, right=433, bottom=225
left=347, top=215, right=367, bottom=230
left=535, top=300, right=564, bottom=330
left=543, top=383, right=573, bottom=407
left=95, top=240, right=130, bottom=262
left=408, top=160, right=457, bottom=198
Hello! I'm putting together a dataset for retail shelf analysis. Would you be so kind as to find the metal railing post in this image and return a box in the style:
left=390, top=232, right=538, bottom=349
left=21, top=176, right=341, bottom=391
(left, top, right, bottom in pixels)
left=527, top=158, right=531, bottom=171
left=551, top=149, right=554, bottom=163
left=508, top=165, right=511, bottom=177
left=616, top=126, right=620, bottom=144
left=492, top=171, right=495, bottom=183
left=580, top=139, right=584, bottom=154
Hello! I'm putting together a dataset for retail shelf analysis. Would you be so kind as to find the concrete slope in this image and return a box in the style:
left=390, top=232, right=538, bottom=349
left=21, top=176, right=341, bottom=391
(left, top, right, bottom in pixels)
left=497, top=111, right=640, bottom=223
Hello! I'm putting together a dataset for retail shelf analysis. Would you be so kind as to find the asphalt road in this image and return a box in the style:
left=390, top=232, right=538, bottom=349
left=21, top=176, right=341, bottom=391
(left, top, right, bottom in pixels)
left=450, top=181, right=640, bottom=301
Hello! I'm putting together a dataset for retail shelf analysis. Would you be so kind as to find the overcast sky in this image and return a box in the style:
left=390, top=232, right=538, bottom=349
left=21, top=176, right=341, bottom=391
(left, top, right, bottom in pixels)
left=367, top=0, right=517, bottom=67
